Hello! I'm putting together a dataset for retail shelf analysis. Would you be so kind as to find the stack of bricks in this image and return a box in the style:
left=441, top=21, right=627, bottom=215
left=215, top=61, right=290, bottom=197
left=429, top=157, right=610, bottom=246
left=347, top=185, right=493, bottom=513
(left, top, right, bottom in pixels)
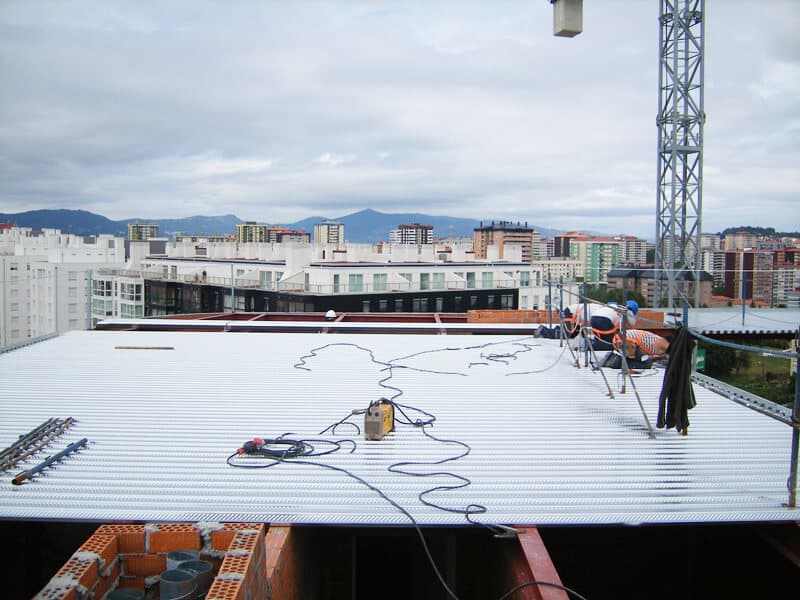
left=467, top=308, right=666, bottom=329
left=34, top=521, right=279, bottom=600
left=467, top=309, right=555, bottom=324
left=207, top=523, right=267, bottom=600
left=264, top=527, right=295, bottom=599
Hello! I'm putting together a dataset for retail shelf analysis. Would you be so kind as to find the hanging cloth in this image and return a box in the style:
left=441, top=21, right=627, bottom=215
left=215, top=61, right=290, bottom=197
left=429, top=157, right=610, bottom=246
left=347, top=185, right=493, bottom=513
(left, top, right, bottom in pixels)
left=656, top=326, right=697, bottom=434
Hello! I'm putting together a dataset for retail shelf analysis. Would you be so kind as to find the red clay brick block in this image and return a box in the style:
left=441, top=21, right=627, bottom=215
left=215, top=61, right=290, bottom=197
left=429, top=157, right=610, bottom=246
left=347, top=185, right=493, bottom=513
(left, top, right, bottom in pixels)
left=148, top=523, right=202, bottom=553
left=228, top=531, right=259, bottom=554
left=211, top=529, right=237, bottom=552
left=117, top=575, right=145, bottom=590
left=56, top=557, right=99, bottom=591
left=122, top=553, right=166, bottom=577
left=77, top=533, right=118, bottom=571
left=206, top=579, right=244, bottom=600
left=34, top=583, right=77, bottom=600
left=95, top=524, right=146, bottom=554
left=219, top=554, right=253, bottom=578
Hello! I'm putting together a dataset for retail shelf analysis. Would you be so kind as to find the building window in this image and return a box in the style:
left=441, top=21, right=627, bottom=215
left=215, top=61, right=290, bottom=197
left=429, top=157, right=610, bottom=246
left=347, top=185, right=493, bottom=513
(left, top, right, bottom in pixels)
left=373, top=273, right=387, bottom=291
left=487, top=294, right=496, bottom=308
left=420, top=273, right=430, bottom=290
left=482, top=272, right=494, bottom=288
left=501, top=294, right=514, bottom=309
left=413, top=297, right=428, bottom=312
left=333, top=274, right=340, bottom=293
left=362, top=300, right=371, bottom=312
left=120, top=283, right=142, bottom=301
left=68, top=303, right=78, bottom=314
left=454, top=296, right=463, bottom=312
left=466, top=272, right=476, bottom=288
left=378, top=299, right=388, bottom=312
left=470, top=295, right=478, bottom=308
left=68, top=271, right=77, bottom=281
left=432, top=273, right=445, bottom=289
left=93, top=280, right=113, bottom=296
left=435, top=297, right=444, bottom=312
left=519, top=272, right=530, bottom=287
left=395, top=298, right=403, bottom=312
left=348, top=274, right=363, bottom=292
left=304, top=273, right=310, bottom=291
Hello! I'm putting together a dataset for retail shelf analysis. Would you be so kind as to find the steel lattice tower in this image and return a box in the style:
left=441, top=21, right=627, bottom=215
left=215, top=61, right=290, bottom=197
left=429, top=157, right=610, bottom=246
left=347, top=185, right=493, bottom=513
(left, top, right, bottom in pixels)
left=655, top=0, right=705, bottom=309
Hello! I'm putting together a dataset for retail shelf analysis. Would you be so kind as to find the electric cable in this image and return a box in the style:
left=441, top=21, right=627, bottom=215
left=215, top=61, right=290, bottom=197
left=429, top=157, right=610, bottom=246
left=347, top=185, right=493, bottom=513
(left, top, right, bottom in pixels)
left=246, top=339, right=593, bottom=600
left=496, top=580, right=590, bottom=600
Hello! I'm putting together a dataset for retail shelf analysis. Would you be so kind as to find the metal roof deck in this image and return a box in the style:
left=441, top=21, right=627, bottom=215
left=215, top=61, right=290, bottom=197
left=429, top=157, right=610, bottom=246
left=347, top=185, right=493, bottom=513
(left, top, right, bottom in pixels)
left=1, top=329, right=797, bottom=526
left=661, top=308, right=799, bottom=336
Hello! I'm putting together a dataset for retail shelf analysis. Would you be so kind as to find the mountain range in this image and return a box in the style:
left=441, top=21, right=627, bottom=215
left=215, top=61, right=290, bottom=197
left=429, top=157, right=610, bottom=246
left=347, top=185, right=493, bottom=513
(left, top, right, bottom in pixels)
left=0, top=208, right=562, bottom=243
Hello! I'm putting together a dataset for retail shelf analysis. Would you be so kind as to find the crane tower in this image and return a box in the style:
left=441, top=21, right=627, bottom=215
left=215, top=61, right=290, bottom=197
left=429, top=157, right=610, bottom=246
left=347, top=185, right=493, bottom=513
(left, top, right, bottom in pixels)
left=655, top=0, right=706, bottom=309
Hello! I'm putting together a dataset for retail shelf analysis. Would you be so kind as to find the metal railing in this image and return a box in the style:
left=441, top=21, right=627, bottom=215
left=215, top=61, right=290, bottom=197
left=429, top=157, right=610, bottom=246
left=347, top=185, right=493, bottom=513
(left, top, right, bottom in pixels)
left=140, top=272, right=519, bottom=295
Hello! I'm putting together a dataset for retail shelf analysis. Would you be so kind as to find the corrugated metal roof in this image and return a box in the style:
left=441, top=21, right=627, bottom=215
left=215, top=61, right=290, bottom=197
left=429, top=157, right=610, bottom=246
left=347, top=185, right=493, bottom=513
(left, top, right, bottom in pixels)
left=1, top=329, right=797, bottom=525
left=659, top=308, right=799, bottom=336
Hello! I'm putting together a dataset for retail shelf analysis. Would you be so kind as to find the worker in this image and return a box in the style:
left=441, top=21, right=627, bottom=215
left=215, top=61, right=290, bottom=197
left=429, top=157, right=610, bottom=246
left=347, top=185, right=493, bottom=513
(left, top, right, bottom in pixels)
left=613, top=329, right=670, bottom=363
left=536, top=300, right=638, bottom=350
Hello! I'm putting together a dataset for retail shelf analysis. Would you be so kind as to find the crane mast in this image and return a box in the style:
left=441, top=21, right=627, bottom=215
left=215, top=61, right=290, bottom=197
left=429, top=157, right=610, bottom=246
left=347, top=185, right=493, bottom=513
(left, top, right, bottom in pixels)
left=655, top=0, right=706, bottom=309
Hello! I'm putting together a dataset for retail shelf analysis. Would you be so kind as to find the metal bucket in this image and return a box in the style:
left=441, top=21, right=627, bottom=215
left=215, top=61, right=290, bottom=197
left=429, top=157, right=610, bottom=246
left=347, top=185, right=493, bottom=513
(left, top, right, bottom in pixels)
left=177, top=559, right=214, bottom=598
left=166, top=550, right=200, bottom=570
left=159, top=568, right=197, bottom=600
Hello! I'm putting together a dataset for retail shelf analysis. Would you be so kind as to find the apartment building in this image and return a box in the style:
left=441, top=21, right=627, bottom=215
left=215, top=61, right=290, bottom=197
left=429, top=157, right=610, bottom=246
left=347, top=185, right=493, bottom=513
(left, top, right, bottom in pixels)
left=722, top=250, right=774, bottom=305
left=236, top=222, right=309, bottom=244
left=607, top=267, right=713, bottom=307
left=615, top=235, right=650, bottom=265
left=0, top=227, right=126, bottom=347
left=127, top=222, right=159, bottom=241
left=313, top=221, right=345, bottom=245
left=389, top=223, right=434, bottom=245
left=723, top=231, right=758, bottom=251
left=92, top=237, right=554, bottom=316
left=567, top=235, right=623, bottom=285
left=473, top=221, right=539, bottom=263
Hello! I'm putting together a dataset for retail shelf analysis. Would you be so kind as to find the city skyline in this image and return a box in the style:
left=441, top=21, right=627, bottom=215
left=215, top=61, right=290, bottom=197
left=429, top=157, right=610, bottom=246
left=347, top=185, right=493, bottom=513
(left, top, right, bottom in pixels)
left=1, top=2, right=798, bottom=240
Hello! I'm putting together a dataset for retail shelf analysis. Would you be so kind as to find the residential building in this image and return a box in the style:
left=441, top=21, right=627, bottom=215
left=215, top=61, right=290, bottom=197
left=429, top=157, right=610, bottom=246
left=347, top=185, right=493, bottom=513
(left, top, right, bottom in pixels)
left=699, top=233, right=722, bottom=251
left=537, top=238, right=554, bottom=259
left=473, top=221, right=539, bottom=263
left=389, top=223, right=434, bottom=245
left=772, top=247, right=800, bottom=307
left=566, top=235, right=623, bottom=285
left=723, top=231, right=757, bottom=251
left=607, top=266, right=713, bottom=307
left=236, top=222, right=268, bottom=243
left=127, top=222, right=159, bottom=241
left=700, top=249, right=726, bottom=288
left=0, top=227, right=126, bottom=347
left=95, top=237, right=550, bottom=314
left=723, top=250, right=774, bottom=305
left=313, top=221, right=345, bottom=246
left=615, top=235, right=649, bottom=265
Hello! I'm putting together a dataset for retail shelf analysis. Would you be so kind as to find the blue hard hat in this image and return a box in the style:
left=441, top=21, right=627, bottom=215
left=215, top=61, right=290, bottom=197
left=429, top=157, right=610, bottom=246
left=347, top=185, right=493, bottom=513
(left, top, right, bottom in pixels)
left=626, top=300, right=639, bottom=315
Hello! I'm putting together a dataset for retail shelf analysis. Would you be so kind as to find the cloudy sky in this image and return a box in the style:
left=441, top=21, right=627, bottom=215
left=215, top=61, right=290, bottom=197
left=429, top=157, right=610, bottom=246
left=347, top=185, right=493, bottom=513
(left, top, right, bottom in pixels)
left=1, top=1, right=797, bottom=239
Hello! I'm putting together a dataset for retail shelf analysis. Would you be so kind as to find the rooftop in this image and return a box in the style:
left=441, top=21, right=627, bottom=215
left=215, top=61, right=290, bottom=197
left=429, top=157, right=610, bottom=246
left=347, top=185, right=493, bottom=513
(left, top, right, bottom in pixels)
left=1, top=326, right=797, bottom=526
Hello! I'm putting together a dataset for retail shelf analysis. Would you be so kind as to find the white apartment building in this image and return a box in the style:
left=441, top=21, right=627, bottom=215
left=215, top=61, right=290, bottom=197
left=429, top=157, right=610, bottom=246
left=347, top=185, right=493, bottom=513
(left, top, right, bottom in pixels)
left=0, top=227, right=126, bottom=347
left=96, top=238, right=559, bottom=314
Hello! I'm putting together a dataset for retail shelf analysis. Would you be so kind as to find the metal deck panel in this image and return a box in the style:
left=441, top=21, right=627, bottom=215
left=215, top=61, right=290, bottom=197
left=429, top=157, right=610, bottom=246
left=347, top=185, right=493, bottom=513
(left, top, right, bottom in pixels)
left=660, top=308, right=800, bottom=335
left=0, top=330, right=797, bottom=525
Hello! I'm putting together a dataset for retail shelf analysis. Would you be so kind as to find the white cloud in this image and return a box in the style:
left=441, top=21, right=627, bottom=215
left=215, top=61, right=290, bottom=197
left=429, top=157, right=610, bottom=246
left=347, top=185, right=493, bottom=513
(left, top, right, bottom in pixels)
left=0, top=1, right=797, bottom=238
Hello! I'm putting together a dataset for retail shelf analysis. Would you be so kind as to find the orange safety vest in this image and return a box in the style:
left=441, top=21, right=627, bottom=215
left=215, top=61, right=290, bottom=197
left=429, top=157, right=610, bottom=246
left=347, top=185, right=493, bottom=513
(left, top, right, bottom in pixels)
left=613, top=330, right=666, bottom=357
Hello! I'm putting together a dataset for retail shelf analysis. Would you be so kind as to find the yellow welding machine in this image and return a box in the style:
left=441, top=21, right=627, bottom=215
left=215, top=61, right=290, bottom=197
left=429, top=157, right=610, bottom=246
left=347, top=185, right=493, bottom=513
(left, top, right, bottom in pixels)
left=364, top=399, right=395, bottom=441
